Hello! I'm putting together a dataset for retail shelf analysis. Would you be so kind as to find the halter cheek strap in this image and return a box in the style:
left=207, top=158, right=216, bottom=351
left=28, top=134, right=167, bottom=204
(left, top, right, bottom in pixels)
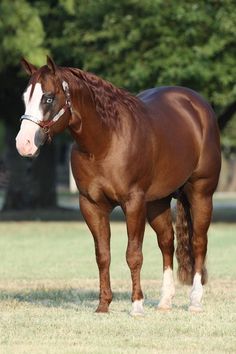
left=20, top=80, right=72, bottom=129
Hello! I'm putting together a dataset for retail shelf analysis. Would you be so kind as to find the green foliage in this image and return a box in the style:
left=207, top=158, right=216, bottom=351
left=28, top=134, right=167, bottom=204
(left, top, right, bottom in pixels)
left=0, top=0, right=46, bottom=68
left=47, top=0, right=236, bottom=111
left=222, top=115, right=236, bottom=152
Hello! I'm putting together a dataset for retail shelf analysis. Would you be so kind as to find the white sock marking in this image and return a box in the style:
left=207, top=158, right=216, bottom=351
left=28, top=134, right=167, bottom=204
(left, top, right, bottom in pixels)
left=189, top=272, right=203, bottom=311
left=158, top=267, right=175, bottom=310
left=131, top=299, right=144, bottom=316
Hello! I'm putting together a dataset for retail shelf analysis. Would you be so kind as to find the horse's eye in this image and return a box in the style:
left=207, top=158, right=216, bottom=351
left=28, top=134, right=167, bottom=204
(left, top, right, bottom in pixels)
left=46, top=98, right=53, bottom=104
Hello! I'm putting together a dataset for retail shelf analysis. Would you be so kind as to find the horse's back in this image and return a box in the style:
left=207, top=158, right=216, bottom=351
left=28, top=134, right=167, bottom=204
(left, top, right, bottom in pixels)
left=138, top=86, right=216, bottom=126
left=138, top=86, right=220, bottom=153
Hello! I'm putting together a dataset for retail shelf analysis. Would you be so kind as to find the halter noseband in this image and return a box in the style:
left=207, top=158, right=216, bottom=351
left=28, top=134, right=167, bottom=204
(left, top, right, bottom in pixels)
left=20, top=80, right=71, bottom=133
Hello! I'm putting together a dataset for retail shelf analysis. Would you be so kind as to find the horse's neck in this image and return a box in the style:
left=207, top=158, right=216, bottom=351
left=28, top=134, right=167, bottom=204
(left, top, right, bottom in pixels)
left=68, top=83, right=111, bottom=156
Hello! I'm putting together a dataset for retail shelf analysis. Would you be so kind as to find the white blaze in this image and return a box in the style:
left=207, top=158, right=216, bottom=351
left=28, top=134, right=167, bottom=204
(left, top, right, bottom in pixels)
left=24, top=83, right=44, bottom=121
left=16, top=83, right=45, bottom=157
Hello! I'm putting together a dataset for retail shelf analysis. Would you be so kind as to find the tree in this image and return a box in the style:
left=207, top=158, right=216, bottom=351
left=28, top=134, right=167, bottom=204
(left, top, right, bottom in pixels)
left=0, top=0, right=57, bottom=210
left=44, top=0, right=236, bottom=130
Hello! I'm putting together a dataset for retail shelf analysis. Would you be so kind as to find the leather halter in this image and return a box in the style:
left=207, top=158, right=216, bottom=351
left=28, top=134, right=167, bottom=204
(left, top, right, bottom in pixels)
left=20, top=80, right=71, bottom=134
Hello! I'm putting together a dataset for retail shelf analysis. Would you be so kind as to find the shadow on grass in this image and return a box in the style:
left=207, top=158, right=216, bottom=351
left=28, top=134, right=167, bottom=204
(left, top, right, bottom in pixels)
left=0, top=287, right=132, bottom=309
left=0, top=204, right=235, bottom=222
left=0, top=287, right=195, bottom=312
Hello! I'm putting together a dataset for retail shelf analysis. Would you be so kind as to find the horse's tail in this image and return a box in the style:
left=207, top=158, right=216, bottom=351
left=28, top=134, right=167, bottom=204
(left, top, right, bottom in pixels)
left=175, top=191, right=194, bottom=285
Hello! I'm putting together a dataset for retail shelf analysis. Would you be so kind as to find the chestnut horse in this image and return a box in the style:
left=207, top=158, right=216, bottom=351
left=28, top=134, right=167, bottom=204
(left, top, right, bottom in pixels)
left=16, top=57, right=221, bottom=314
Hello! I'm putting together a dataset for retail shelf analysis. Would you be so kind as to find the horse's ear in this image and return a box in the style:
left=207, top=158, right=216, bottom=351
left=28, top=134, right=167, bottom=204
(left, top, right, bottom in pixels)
left=47, top=55, right=57, bottom=74
left=21, top=58, right=37, bottom=75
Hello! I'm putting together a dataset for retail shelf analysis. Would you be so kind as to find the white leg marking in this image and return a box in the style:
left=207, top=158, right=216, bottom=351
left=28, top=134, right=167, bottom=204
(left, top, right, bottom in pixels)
left=158, top=267, right=175, bottom=310
left=189, top=272, right=203, bottom=312
left=130, top=299, right=144, bottom=317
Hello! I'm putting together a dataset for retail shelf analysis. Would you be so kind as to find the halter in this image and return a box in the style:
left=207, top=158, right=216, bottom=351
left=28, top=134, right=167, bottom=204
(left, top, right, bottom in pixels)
left=20, top=80, right=72, bottom=133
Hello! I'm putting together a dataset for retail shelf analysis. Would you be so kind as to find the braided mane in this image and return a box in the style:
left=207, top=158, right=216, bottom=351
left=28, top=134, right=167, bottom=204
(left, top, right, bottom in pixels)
left=58, top=67, right=144, bottom=129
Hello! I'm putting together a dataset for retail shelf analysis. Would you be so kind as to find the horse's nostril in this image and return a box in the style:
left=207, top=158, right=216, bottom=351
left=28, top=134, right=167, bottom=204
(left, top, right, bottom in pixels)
left=26, top=139, right=31, bottom=145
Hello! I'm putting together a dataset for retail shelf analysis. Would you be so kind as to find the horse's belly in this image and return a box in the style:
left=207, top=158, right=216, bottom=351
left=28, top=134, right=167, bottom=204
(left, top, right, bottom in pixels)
left=146, top=182, right=181, bottom=201
left=146, top=159, right=197, bottom=200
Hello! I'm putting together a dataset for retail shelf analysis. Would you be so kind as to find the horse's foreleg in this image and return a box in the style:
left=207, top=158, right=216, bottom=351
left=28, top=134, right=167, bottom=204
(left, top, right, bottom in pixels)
left=79, top=195, right=112, bottom=313
left=147, top=199, right=175, bottom=310
left=123, top=193, right=146, bottom=316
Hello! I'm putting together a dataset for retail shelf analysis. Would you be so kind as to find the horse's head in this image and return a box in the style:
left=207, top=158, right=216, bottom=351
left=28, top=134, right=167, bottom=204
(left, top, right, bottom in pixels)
left=16, top=56, right=71, bottom=158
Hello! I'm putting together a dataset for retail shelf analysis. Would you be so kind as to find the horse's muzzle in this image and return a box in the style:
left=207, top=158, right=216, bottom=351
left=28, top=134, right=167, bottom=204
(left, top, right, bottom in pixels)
left=15, top=119, right=46, bottom=158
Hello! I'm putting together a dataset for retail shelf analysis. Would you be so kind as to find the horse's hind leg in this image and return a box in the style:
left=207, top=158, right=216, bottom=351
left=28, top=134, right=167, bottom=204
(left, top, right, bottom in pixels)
left=184, top=181, right=214, bottom=312
left=147, top=198, right=175, bottom=310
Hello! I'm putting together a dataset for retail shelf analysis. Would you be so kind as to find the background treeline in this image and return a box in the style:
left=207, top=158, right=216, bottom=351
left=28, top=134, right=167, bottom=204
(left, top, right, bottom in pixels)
left=0, top=0, right=235, bottom=210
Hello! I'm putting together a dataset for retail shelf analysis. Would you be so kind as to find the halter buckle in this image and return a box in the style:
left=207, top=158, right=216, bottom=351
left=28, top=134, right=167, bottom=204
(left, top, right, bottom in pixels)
left=62, top=80, right=71, bottom=107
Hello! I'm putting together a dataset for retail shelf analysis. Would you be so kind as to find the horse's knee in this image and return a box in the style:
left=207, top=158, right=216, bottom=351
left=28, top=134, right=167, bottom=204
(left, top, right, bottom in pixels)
left=96, top=251, right=110, bottom=270
left=126, top=248, right=143, bottom=270
left=158, top=232, right=174, bottom=253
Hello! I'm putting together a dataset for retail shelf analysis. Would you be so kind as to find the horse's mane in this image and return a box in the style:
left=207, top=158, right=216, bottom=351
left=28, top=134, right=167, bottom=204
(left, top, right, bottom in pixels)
left=58, top=67, right=144, bottom=129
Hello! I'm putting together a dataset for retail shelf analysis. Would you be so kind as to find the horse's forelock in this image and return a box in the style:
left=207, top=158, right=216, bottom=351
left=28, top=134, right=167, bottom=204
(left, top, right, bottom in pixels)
left=28, top=66, right=57, bottom=99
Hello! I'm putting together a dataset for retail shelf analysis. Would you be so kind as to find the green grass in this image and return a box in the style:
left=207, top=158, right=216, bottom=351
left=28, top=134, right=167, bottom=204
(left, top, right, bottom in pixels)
left=0, top=222, right=235, bottom=353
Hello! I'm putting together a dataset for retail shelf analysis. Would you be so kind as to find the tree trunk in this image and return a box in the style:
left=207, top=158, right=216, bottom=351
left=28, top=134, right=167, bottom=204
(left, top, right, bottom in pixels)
left=218, top=101, right=236, bottom=131
left=2, top=122, right=57, bottom=210
left=227, top=158, right=236, bottom=192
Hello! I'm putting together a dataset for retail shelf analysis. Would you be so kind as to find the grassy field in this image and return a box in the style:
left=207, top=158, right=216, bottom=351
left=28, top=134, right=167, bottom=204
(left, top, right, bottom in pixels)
left=0, top=222, right=235, bottom=354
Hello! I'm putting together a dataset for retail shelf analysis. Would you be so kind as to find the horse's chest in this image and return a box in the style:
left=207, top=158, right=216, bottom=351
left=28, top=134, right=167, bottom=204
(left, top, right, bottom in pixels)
left=71, top=154, right=119, bottom=203
left=77, top=175, right=118, bottom=204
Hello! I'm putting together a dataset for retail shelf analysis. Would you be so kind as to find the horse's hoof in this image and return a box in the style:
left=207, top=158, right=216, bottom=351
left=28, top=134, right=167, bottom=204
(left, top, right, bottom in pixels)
left=130, top=299, right=145, bottom=317
left=157, top=304, right=172, bottom=311
left=188, top=304, right=203, bottom=313
left=130, top=309, right=145, bottom=317
left=157, top=298, right=172, bottom=311
left=95, top=306, right=109, bottom=314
